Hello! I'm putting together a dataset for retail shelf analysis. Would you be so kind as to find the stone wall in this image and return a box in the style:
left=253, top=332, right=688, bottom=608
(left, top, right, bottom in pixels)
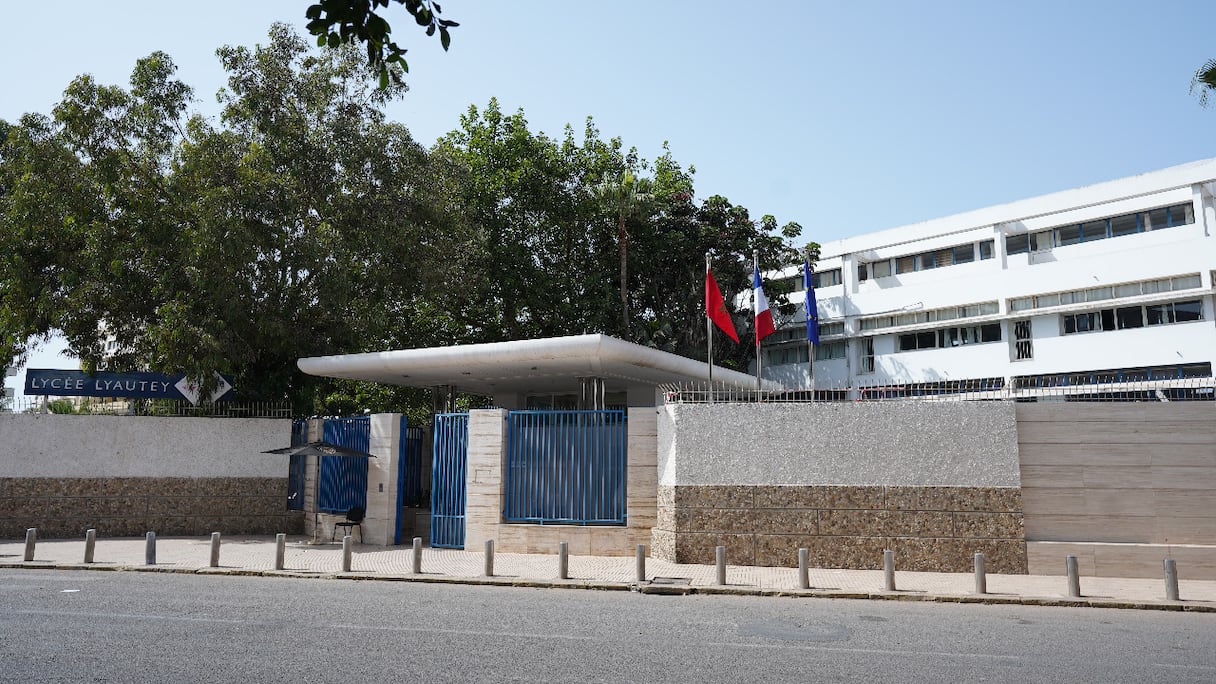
left=653, top=402, right=1025, bottom=572
left=651, top=484, right=1024, bottom=572
left=0, top=477, right=300, bottom=538
left=0, top=414, right=301, bottom=539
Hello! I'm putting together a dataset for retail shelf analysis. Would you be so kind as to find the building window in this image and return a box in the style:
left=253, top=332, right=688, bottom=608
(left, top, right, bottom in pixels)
left=896, top=323, right=1002, bottom=352
left=814, top=340, right=846, bottom=361
left=813, top=268, right=842, bottom=288
left=1006, top=234, right=1029, bottom=255
left=1013, top=320, right=1033, bottom=360
left=978, top=239, right=994, bottom=260
left=857, top=263, right=868, bottom=282
left=1147, top=300, right=1203, bottom=325
left=819, top=321, right=845, bottom=337
left=767, top=346, right=809, bottom=366
left=1005, top=202, right=1194, bottom=256
left=1007, top=273, right=1202, bottom=313
left=1062, top=299, right=1203, bottom=335
left=858, top=338, right=874, bottom=373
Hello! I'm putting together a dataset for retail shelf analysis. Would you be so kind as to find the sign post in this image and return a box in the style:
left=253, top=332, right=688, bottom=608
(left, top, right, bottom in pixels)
left=24, top=370, right=234, bottom=405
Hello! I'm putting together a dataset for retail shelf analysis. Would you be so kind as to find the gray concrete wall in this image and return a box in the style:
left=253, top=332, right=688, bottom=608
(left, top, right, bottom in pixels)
left=658, top=402, right=1020, bottom=487
left=0, top=414, right=290, bottom=477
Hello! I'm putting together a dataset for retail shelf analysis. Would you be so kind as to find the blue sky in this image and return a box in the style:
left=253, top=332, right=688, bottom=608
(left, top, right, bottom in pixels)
left=5, top=0, right=1216, bottom=394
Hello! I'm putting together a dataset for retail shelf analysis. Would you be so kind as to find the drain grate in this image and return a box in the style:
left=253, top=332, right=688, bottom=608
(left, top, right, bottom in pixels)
left=649, top=576, right=692, bottom=585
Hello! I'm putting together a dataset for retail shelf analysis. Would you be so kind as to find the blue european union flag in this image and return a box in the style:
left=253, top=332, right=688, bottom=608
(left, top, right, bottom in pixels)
left=804, top=259, right=819, bottom=345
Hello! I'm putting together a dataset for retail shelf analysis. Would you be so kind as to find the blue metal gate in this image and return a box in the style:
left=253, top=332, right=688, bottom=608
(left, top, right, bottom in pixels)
left=430, top=413, right=469, bottom=549
left=395, top=419, right=425, bottom=545
left=504, top=410, right=628, bottom=525
left=319, top=416, right=370, bottom=513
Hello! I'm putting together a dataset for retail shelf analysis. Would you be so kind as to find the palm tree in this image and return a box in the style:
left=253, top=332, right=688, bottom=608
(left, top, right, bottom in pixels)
left=595, top=172, right=653, bottom=339
left=1191, top=59, right=1216, bottom=107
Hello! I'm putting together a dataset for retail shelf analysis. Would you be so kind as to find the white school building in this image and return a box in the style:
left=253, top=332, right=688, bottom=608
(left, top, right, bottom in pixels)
left=763, top=157, right=1216, bottom=399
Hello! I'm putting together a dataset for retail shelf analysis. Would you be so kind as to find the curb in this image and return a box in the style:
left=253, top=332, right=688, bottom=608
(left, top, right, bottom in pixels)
left=2, top=561, right=1213, bottom=613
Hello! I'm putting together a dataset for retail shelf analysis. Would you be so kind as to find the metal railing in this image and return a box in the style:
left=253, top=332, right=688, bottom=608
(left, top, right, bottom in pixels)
left=660, top=376, right=1216, bottom=404
left=2, top=396, right=292, bottom=417
left=504, top=410, right=628, bottom=526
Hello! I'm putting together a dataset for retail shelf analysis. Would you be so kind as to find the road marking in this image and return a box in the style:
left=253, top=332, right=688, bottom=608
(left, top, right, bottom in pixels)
left=330, top=623, right=599, bottom=642
left=1154, top=663, right=1216, bottom=671
left=704, top=641, right=1025, bottom=661
left=1, top=609, right=249, bottom=625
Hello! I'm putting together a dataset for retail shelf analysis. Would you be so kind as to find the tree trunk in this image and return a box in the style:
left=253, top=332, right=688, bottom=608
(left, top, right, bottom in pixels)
left=618, top=213, right=629, bottom=339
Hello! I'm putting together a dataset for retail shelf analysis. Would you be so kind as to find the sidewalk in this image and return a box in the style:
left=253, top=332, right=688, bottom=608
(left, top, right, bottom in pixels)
left=3, top=535, right=1214, bottom=612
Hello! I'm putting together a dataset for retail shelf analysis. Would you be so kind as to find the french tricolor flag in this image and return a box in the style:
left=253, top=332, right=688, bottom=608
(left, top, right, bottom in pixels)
left=753, top=266, right=775, bottom=343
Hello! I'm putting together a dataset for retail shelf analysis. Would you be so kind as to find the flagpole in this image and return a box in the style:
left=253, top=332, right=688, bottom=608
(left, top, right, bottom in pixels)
left=753, top=249, right=762, bottom=391
left=705, top=251, right=713, bottom=394
left=805, top=252, right=815, bottom=394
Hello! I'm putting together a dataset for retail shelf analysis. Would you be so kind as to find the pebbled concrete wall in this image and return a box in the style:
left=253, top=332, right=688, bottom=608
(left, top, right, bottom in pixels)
left=658, top=401, right=1020, bottom=487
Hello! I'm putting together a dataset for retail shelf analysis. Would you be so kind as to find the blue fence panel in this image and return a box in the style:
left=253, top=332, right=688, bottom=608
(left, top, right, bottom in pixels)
left=430, top=413, right=469, bottom=549
left=505, top=410, right=628, bottom=525
left=319, top=416, right=370, bottom=513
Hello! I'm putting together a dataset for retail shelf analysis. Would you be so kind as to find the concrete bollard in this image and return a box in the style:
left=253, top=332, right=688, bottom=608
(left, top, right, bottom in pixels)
left=274, top=533, right=286, bottom=570
left=23, top=528, right=36, bottom=562
left=412, top=537, right=423, bottom=574
left=84, top=529, right=96, bottom=564
left=1066, top=555, right=1081, bottom=598
left=484, top=539, right=495, bottom=577
left=558, top=541, right=569, bottom=580
left=636, top=544, right=646, bottom=583
left=1164, top=558, right=1180, bottom=601
left=209, top=532, right=221, bottom=568
left=798, top=548, right=810, bottom=589
left=974, top=552, right=987, bottom=595
left=715, top=545, right=726, bottom=586
left=883, top=549, right=896, bottom=591
left=145, top=531, right=156, bottom=565
left=341, top=535, right=353, bottom=572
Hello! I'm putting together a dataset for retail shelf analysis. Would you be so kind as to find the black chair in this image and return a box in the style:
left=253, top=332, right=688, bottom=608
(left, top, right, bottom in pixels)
left=332, top=506, right=366, bottom=543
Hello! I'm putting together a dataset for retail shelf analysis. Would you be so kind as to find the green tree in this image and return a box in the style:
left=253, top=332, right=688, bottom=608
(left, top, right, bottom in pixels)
left=594, top=171, right=654, bottom=339
left=1192, top=59, right=1216, bottom=107
left=0, top=25, right=462, bottom=412
left=304, top=0, right=458, bottom=87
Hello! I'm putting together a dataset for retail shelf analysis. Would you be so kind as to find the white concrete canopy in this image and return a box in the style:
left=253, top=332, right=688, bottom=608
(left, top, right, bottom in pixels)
left=297, top=334, right=774, bottom=396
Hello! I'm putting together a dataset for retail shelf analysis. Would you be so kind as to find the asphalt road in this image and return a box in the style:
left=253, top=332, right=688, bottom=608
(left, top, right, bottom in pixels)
left=2, top=569, right=1214, bottom=683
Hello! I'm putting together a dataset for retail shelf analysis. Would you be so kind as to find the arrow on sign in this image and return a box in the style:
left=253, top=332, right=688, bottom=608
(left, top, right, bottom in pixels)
left=175, top=372, right=234, bottom=406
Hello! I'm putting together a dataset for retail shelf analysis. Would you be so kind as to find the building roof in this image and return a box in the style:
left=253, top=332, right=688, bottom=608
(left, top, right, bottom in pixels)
left=819, top=156, right=1216, bottom=259
left=297, top=334, right=775, bottom=395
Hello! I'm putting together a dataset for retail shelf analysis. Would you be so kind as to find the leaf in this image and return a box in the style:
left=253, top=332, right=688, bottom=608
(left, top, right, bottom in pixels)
left=440, top=27, right=451, bottom=51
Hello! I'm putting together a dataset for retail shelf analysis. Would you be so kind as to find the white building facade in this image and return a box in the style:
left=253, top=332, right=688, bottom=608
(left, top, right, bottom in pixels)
left=763, top=158, right=1216, bottom=399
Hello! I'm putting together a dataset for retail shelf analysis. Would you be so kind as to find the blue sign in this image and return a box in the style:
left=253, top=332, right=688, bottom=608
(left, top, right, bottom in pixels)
left=24, top=369, right=234, bottom=404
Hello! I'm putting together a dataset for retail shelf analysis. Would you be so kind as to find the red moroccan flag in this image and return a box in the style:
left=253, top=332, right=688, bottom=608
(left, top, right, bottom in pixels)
left=706, top=269, right=740, bottom=343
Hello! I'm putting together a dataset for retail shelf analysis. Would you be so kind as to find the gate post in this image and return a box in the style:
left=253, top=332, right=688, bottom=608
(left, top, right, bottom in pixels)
left=463, top=409, right=508, bottom=550
left=362, top=413, right=402, bottom=546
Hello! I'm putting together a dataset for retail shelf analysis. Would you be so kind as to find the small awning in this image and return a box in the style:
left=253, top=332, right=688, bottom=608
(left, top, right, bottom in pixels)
left=296, top=334, right=775, bottom=395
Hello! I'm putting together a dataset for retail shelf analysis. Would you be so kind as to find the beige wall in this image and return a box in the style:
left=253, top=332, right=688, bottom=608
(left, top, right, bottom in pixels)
left=1018, top=403, right=1216, bottom=578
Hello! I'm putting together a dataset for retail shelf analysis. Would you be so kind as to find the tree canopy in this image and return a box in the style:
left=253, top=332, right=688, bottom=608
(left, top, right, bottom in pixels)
left=1193, top=59, right=1216, bottom=107
left=304, top=0, right=457, bottom=88
left=1, top=24, right=804, bottom=415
